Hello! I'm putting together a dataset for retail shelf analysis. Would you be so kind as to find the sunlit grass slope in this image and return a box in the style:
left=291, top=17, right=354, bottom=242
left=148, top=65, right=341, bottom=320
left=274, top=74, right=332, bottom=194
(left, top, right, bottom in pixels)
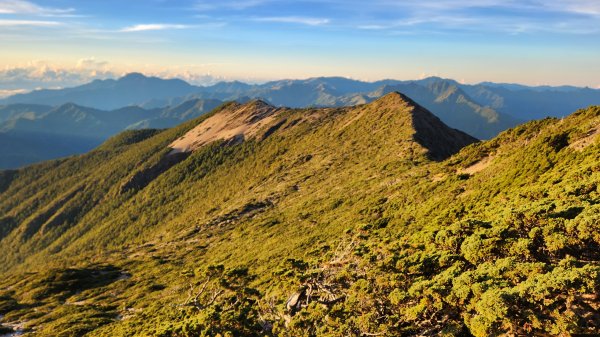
left=0, top=94, right=598, bottom=336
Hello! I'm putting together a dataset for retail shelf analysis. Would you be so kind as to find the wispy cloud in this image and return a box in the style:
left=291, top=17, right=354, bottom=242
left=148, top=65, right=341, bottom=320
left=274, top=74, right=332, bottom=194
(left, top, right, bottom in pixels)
left=173, top=1, right=600, bottom=34
left=119, top=22, right=227, bottom=33
left=0, top=59, right=116, bottom=92
left=0, top=88, right=27, bottom=98
left=547, top=0, right=600, bottom=16
left=0, top=19, right=61, bottom=26
left=356, top=24, right=388, bottom=30
left=194, top=0, right=268, bottom=11
left=0, top=60, right=237, bottom=93
left=254, top=16, right=330, bottom=26
left=370, top=0, right=600, bottom=18
left=120, top=24, right=189, bottom=32
left=76, top=57, right=109, bottom=70
left=0, top=0, right=74, bottom=16
left=351, top=0, right=600, bottom=34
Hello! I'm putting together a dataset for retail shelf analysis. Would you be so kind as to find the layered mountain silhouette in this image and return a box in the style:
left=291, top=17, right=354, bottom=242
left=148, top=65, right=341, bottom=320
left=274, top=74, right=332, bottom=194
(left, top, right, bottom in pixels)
left=0, top=103, right=51, bottom=123
left=4, top=74, right=600, bottom=137
left=0, top=89, right=598, bottom=336
left=462, top=84, right=600, bottom=120
left=0, top=99, right=222, bottom=169
left=0, top=73, right=200, bottom=110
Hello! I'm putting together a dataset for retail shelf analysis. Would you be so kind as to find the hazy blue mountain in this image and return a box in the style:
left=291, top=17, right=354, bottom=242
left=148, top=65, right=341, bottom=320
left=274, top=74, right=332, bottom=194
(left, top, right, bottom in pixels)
left=263, top=76, right=382, bottom=94
left=0, top=99, right=222, bottom=169
left=0, top=104, right=52, bottom=123
left=203, top=80, right=254, bottom=94
left=0, top=103, right=149, bottom=138
left=0, top=130, right=102, bottom=169
left=461, top=85, right=600, bottom=120
left=477, top=81, right=583, bottom=92
left=3, top=72, right=600, bottom=148
left=4, top=73, right=598, bottom=125
left=0, top=104, right=151, bottom=169
left=157, top=98, right=222, bottom=119
left=255, top=77, right=600, bottom=122
left=1, top=73, right=203, bottom=110
left=128, top=98, right=222, bottom=129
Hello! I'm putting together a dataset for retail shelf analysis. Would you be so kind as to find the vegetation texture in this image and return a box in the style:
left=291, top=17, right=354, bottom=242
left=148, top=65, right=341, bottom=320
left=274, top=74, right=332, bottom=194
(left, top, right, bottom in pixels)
left=0, top=93, right=599, bottom=337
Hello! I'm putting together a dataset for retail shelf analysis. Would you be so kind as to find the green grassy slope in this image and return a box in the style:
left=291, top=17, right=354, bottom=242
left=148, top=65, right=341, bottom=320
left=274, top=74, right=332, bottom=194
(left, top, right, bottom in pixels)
left=0, top=95, right=598, bottom=337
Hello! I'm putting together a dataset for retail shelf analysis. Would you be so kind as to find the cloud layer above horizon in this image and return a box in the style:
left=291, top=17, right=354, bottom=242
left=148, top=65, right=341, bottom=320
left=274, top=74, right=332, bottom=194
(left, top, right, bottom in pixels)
left=0, top=0, right=599, bottom=90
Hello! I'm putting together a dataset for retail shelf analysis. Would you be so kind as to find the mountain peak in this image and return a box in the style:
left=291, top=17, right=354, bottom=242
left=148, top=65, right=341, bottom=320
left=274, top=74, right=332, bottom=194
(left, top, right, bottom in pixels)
left=120, top=72, right=148, bottom=81
left=371, top=91, right=419, bottom=107
left=54, top=102, right=87, bottom=111
left=361, top=91, right=478, bottom=160
left=367, top=91, right=429, bottom=120
left=246, top=98, right=273, bottom=108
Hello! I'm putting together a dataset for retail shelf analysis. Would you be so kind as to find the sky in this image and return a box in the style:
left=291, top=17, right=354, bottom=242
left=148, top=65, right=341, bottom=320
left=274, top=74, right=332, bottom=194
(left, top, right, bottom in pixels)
left=0, top=0, right=599, bottom=95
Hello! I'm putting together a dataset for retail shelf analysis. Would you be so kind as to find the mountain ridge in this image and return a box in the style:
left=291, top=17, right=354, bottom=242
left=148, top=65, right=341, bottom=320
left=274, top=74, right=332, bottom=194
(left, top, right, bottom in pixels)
left=2, top=72, right=598, bottom=170
left=0, top=73, right=202, bottom=110
left=3, top=73, right=599, bottom=138
left=0, top=91, right=479, bottom=273
left=0, top=97, right=598, bottom=336
left=168, top=92, right=478, bottom=160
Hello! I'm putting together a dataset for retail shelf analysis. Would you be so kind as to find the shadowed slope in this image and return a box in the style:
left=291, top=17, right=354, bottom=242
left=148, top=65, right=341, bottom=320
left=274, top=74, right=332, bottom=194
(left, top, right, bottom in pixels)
left=365, top=92, right=478, bottom=160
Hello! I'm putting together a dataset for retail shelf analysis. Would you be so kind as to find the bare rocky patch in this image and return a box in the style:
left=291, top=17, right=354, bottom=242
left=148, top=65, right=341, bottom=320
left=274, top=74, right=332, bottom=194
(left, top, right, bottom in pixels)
left=458, top=155, right=495, bottom=175
left=569, top=125, right=599, bottom=151
left=169, top=100, right=279, bottom=153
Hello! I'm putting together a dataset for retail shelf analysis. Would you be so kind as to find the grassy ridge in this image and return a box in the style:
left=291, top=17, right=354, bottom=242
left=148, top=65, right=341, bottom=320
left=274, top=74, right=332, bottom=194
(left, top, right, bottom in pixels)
left=0, top=98, right=598, bottom=336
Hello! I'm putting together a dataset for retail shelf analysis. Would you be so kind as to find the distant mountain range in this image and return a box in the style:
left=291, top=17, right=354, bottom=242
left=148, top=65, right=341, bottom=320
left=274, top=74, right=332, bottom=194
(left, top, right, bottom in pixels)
left=1, top=73, right=599, bottom=169
left=1, top=73, right=200, bottom=111
left=3, top=73, right=599, bottom=123
left=0, top=99, right=222, bottom=169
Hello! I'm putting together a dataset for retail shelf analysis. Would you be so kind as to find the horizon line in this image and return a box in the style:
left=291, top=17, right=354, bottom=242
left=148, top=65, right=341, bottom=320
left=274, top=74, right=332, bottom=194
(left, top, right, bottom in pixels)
left=4, top=72, right=598, bottom=96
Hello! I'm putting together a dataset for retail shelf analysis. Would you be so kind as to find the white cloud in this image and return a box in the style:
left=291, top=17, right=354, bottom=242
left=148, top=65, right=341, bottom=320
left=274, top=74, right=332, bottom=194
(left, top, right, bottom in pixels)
left=0, top=0, right=74, bottom=16
left=418, top=72, right=440, bottom=80
left=0, top=19, right=61, bottom=26
left=366, top=0, right=516, bottom=13
left=370, top=0, right=597, bottom=13
left=350, top=0, right=600, bottom=34
left=0, top=60, right=117, bottom=92
left=76, top=57, right=109, bottom=70
left=543, top=0, right=600, bottom=16
left=0, top=60, right=237, bottom=93
left=153, top=70, right=225, bottom=86
left=0, top=88, right=27, bottom=98
left=194, top=0, right=268, bottom=11
left=254, top=16, right=330, bottom=26
left=357, top=24, right=388, bottom=30
left=120, top=24, right=189, bottom=32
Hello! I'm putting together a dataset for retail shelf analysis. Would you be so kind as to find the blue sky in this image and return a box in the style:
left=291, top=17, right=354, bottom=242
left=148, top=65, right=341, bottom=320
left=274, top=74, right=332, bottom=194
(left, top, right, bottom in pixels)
left=0, top=0, right=599, bottom=94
